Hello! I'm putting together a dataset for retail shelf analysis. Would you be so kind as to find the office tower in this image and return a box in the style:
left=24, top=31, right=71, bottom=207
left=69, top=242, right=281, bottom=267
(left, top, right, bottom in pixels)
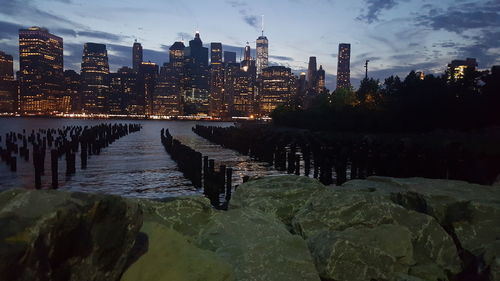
left=108, top=67, right=139, bottom=114
left=447, top=58, right=477, bottom=81
left=18, top=26, right=63, bottom=114
left=184, top=32, right=209, bottom=114
left=211, top=42, right=223, bottom=65
left=337, top=43, right=351, bottom=89
left=63, top=70, right=80, bottom=113
left=152, top=63, right=183, bottom=116
left=307, top=56, right=317, bottom=92
left=222, top=63, right=241, bottom=116
left=81, top=42, right=110, bottom=113
left=209, top=43, right=225, bottom=117
left=232, top=64, right=256, bottom=117
left=0, top=51, right=17, bottom=113
left=259, top=66, right=296, bottom=116
left=138, top=61, right=158, bottom=115
left=296, top=72, right=307, bottom=107
left=256, top=34, right=268, bottom=75
left=132, top=40, right=143, bottom=73
left=244, top=42, right=251, bottom=61
left=224, top=51, right=237, bottom=64
left=317, top=65, right=326, bottom=94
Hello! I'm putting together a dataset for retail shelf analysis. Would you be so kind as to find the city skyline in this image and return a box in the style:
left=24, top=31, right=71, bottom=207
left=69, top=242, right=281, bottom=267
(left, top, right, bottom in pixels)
left=0, top=0, right=498, bottom=89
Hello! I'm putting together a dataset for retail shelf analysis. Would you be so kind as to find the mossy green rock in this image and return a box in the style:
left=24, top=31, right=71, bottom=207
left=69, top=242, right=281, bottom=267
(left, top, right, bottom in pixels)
left=0, top=189, right=142, bottom=281
left=199, top=207, right=321, bottom=281
left=230, top=175, right=325, bottom=226
left=121, top=222, right=235, bottom=281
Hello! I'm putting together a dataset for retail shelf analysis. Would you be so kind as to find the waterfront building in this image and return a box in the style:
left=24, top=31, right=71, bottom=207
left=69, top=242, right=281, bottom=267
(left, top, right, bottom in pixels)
left=138, top=61, right=158, bottom=115
left=224, top=51, right=237, bottom=64
left=152, top=63, right=183, bottom=116
left=81, top=43, right=110, bottom=114
left=211, top=43, right=223, bottom=65
left=63, top=70, right=80, bottom=113
left=184, top=32, right=209, bottom=114
left=0, top=51, right=17, bottom=113
left=256, top=34, right=269, bottom=76
left=132, top=40, right=143, bottom=73
left=18, top=27, right=63, bottom=114
left=337, top=43, right=351, bottom=89
left=258, top=66, right=296, bottom=116
left=447, top=58, right=477, bottom=81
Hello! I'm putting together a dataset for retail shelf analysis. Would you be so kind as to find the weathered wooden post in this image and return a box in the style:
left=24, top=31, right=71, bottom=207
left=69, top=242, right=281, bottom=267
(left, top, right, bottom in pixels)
left=51, top=149, right=58, bottom=189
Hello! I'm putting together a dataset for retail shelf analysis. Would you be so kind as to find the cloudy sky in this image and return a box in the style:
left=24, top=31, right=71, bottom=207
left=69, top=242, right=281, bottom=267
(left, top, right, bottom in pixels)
left=0, top=0, right=498, bottom=89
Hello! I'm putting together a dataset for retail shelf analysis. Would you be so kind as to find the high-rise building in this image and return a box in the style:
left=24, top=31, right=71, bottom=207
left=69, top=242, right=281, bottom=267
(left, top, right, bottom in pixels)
left=224, top=51, right=237, bottom=64
left=244, top=42, right=251, bottom=62
left=152, top=63, right=183, bottom=116
left=184, top=32, right=209, bottom=114
left=256, top=34, right=269, bottom=76
left=447, top=58, right=477, bottom=81
left=0, top=51, right=17, bottom=113
left=132, top=40, right=143, bottom=73
left=81, top=42, right=110, bottom=114
left=18, top=27, right=63, bottom=114
left=337, top=43, right=351, bottom=89
left=109, top=67, right=137, bottom=115
left=259, top=66, right=296, bottom=116
left=317, top=65, right=326, bottom=94
left=307, top=56, right=317, bottom=92
left=138, top=61, right=158, bottom=115
left=63, top=70, right=80, bottom=113
left=211, top=42, right=223, bottom=65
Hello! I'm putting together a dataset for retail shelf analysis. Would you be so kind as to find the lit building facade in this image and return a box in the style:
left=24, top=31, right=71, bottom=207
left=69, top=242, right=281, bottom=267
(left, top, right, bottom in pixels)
left=258, top=66, right=296, bottom=116
left=81, top=43, right=109, bottom=113
left=132, top=40, right=143, bottom=73
left=184, top=32, right=209, bottom=114
left=0, top=51, right=17, bottom=113
left=317, top=65, right=326, bottom=94
left=153, top=63, right=183, bottom=116
left=138, top=61, right=158, bottom=115
left=336, top=43, right=351, bottom=89
left=209, top=43, right=225, bottom=117
left=447, top=58, right=477, bottom=81
left=307, top=56, right=317, bottom=93
left=63, top=70, right=80, bottom=113
left=256, top=35, right=268, bottom=76
left=18, top=27, right=63, bottom=114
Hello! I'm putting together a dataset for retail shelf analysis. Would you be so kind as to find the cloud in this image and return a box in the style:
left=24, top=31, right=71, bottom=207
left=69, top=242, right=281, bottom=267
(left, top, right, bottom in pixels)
left=176, top=32, right=192, bottom=41
left=269, top=55, right=294, bottom=62
left=0, top=21, right=23, bottom=40
left=243, top=15, right=259, bottom=28
left=357, top=0, right=406, bottom=23
left=226, top=0, right=260, bottom=29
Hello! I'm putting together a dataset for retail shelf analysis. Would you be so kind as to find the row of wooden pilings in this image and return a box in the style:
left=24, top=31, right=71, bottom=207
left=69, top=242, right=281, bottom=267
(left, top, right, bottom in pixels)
left=161, top=128, right=233, bottom=210
left=191, top=124, right=500, bottom=186
left=1, top=123, right=141, bottom=189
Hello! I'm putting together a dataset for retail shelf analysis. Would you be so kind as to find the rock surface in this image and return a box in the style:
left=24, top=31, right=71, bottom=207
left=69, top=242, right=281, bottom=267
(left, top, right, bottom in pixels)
left=0, top=189, right=142, bottom=281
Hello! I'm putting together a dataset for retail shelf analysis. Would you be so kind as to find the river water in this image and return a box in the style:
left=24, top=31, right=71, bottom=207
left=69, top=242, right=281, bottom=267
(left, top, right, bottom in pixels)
left=0, top=117, right=280, bottom=199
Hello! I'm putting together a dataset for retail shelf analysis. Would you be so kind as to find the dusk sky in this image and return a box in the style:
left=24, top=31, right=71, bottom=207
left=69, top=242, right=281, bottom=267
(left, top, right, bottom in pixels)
left=0, top=0, right=499, bottom=89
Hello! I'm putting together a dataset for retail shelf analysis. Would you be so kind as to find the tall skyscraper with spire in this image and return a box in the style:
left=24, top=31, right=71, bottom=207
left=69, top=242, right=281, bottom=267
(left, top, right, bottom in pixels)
left=337, top=43, right=351, bottom=89
left=132, top=40, right=143, bottom=73
left=256, top=16, right=268, bottom=76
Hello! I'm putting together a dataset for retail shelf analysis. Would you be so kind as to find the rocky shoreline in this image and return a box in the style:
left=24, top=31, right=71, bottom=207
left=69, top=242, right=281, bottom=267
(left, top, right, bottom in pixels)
left=1, top=175, right=499, bottom=281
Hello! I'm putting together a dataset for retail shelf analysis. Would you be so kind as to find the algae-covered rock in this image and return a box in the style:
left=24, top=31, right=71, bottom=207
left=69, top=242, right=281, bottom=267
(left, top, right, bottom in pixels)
left=0, top=189, right=142, bottom=281
left=121, top=222, right=235, bottom=281
left=230, top=175, right=325, bottom=226
left=137, top=196, right=214, bottom=239
left=199, top=207, right=321, bottom=281
left=293, top=188, right=460, bottom=280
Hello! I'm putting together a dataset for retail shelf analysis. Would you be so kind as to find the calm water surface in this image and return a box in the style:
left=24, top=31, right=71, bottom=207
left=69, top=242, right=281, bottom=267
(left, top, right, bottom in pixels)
left=0, top=117, right=281, bottom=199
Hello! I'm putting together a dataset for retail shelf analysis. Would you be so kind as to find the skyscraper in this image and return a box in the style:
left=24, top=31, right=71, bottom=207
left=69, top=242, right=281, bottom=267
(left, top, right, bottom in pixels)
left=244, top=42, right=251, bottom=61
left=337, top=43, right=351, bottom=89
left=18, top=26, right=63, bottom=114
left=81, top=43, right=110, bottom=113
left=447, top=58, right=477, bottom=81
left=152, top=63, right=183, bottom=116
left=256, top=32, right=268, bottom=75
left=138, top=61, right=158, bottom=115
left=211, top=42, right=223, bottom=65
left=259, top=66, right=296, bottom=116
left=132, top=40, right=143, bottom=73
left=184, top=32, right=209, bottom=114
left=0, top=51, right=17, bottom=113
left=64, top=70, right=80, bottom=113
left=224, top=51, right=237, bottom=64
left=317, top=65, right=326, bottom=94
left=307, top=56, right=317, bottom=92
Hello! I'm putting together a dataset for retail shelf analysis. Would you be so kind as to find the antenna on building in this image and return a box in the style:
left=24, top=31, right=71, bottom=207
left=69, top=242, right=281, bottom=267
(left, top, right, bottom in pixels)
left=364, top=60, right=370, bottom=80
left=261, top=15, right=264, bottom=36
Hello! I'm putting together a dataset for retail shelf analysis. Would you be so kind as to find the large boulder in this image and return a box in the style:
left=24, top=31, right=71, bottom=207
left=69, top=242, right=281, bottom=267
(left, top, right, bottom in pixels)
left=293, top=188, right=461, bottom=281
left=229, top=175, right=325, bottom=227
left=198, top=207, right=321, bottom=281
left=121, top=222, right=235, bottom=281
left=0, top=189, right=142, bottom=281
